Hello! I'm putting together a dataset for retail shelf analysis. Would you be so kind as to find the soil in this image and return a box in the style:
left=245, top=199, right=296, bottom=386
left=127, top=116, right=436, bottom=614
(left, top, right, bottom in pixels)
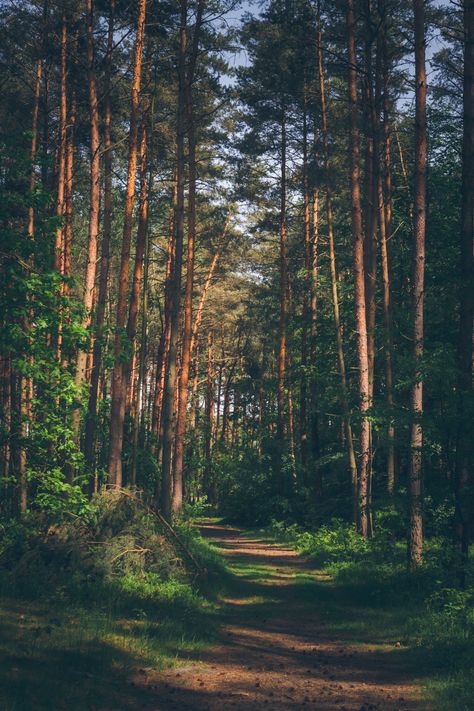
left=133, top=523, right=428, bottom=711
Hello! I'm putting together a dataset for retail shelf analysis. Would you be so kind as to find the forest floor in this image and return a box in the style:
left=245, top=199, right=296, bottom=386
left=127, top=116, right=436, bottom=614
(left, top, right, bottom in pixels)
left=0, top=520, right=434, bottom=711
left=131, top=522, right=430, bottom=711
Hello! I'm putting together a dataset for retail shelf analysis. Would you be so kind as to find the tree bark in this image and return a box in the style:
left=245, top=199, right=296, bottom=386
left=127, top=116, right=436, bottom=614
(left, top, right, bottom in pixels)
left=84, top=0, right=115, bottom=481
left=318, top=9, right=358, bottom=514
left=108, top=0, right=147, bottom=488
left=277, top=109, right=288, bottom=485
left=408, top=0, right=427, bottom=568
left=73, top=0, right=101, bottom=446
left=346, top=0, right=371, bottom=537
left=173, top=0, right=205, bottom=515
left=454, top=0, right=474, bottom=584
left=379, top=0, right=396, bottom=493
left=300, top=80, right=310, bottom=478
left=161, top=0, right=188, bottom=519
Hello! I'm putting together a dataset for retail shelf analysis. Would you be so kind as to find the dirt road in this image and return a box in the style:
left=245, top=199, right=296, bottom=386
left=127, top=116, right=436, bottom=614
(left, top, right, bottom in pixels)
left=136, top=524, right=427, bottom=711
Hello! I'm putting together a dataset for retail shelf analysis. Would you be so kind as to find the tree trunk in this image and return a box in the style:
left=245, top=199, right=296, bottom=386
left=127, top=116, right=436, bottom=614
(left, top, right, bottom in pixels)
left=73, top=0, right=101, bottom=447
left=28, top=60, right=42, bottom=240
left=346, top=0, right=371, bottom=537
left=55, top=14, right=67, bottom=275
left=408, top=0, right=427, bottom=568
left=108, top=0, right=147, bottom=488
left=161, top=0, right=188, bottom=519
left=277, top=110, right=288, bottom=484
left=454, top=0, right=474, bottom=585
left=84, top=0, right=115, bottom=481
left=203, top=330, right=214, bottom=501
left=379, top=0, right=396, bottom=493
left=300, top=80, right=310, bottom=478
left=173, top=0, right=205, bottom=515
left=318, top=10, right=358, bottom=514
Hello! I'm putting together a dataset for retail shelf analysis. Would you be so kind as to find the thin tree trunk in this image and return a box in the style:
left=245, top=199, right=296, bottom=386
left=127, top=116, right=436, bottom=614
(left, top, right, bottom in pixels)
left=454, top=0, right=474, bottom=585
left=277, top=109, right=288, bottom=484
left=300, top=80, right=310, bottom=477
left=151, top=185, right=177, bottom=449
left=408, top=0, right=427, bottom=568
left=108, top=0, right=147, bottom=488
left=55, top=14, right=67, bottom=275
left=203, top=330, right=214, bottom=501
left=379, top=0, right=396, bottom=493
left=84, top=0, right=115, bottom=480
left=122, top=113, right=150, bottom=487
left=131, top=206, right=151, bottom=488
left=28, top=60, right=42, bottom=239
left=161, top=0, right=188, bottom=519
left=346, top=0, right=371, bottom=537
left=318, top=10, right=358, bottom=512
left=73, top=0, right=101, bottom=446
left=54, top=14, right=67, bottom=361
left=173, top=0, right=205, bottom=514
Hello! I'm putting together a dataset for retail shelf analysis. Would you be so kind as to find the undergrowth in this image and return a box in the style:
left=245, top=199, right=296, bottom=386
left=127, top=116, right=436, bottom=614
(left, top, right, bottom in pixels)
left=265, top=517, right=474, bottom=711
left=0, top=491, right=226, bottom=711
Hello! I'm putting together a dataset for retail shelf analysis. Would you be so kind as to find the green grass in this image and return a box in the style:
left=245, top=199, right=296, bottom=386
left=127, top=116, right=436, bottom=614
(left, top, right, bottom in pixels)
left=0, top=569, right=221, bottom=711
left=260, top=521, right=474, bottom=711
left=0, top=508, right=226, bottom=711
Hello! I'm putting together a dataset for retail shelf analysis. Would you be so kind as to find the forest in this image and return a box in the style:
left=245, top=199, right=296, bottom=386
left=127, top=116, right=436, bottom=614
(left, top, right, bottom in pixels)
left=0, top=0, right=473, bottom=708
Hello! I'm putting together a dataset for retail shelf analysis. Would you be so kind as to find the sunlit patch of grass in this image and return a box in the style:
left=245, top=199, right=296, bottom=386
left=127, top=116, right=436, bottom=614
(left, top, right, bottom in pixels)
left=0, top=582, right=219, bottom=711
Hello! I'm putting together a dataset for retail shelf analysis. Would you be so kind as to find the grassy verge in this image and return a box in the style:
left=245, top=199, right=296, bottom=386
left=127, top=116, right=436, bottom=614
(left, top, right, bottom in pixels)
left=0, top=497, right=227, bottom=711
left=260, top=519, right=474, bottom=711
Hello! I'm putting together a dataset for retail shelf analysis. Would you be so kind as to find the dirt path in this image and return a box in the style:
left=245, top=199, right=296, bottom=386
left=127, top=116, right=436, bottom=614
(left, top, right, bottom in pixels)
left=136, top=524, right=427, bottom=711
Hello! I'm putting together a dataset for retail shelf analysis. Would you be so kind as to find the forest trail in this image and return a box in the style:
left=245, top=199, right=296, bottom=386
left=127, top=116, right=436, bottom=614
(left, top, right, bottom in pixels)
left=133, top=523, right=428, bottom=711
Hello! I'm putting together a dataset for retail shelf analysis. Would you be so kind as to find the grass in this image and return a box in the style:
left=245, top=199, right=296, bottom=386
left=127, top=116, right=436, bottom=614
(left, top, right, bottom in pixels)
left=2, top=511, right=473, bottom=710
left=0, top=505, right=227, bottom=711
left=260, top=520, right=474, bottom=711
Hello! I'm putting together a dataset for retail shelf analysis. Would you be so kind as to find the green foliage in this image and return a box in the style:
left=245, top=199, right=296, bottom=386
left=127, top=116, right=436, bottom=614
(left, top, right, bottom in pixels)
left=215, top=448, right=295, bottom=525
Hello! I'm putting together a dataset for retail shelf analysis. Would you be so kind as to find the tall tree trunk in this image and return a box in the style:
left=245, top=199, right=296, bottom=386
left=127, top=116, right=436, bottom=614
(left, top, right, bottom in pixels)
left=379, top=0, right=396, bottom=493
left=346, top=0, right=371, bottom=537
left=131, top=202, right=151, bottom=488
left=63, top=66, right=76, bottom=295
left=108, top=0, right=147, bottom=488
left=310, top=190, right=322, bottom=495
left=408, top=0, right=427, bottom=568
left=55, top=14, right=67, bottom=275
left=300, top=80, right=310, bottom=478
left=318, top=10, right=358, bottom=513
left=173, top=0, right=205, bottom=515
left=454, top=0, right=474, bottom=585
left=84, top=0, right=115, bottom=481
left=161, top=0, right=188, bottom=519
left=277, top=109, right=288, bottom=485
left=54, top=13, right=67, bottom=361
left=28, top=60, right=42, bottom=240
left=151, top=186, right=177, bottom=450
left=73, top=0, right=101, bottom=446
left=203, top=329, right=214, bottom=501
left=122, top=112, right=150, bottom=486
left=362, top=1, right=377, bottom=405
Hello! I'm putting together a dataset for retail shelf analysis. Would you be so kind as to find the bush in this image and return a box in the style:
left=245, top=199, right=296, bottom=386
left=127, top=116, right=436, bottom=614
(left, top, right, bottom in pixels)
left=0, top=490, right=221, bottom=602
